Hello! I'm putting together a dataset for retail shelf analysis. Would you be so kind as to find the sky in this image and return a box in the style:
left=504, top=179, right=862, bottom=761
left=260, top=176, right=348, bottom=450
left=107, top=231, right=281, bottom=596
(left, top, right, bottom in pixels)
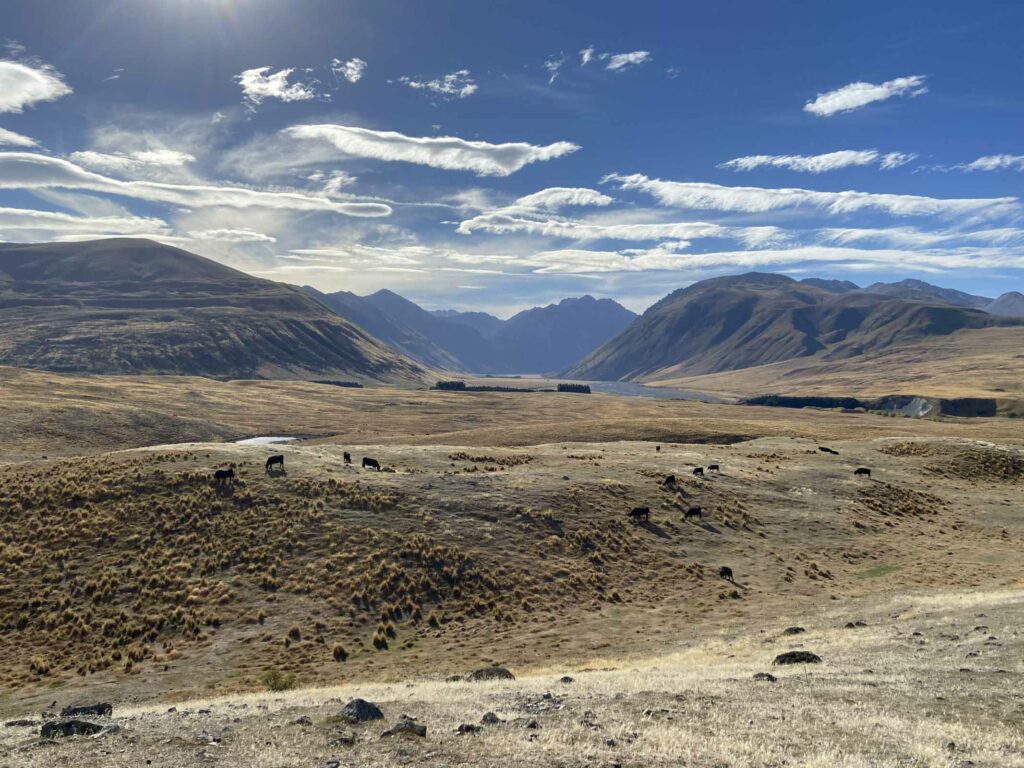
left=2, top=0, right=1023, bottom=316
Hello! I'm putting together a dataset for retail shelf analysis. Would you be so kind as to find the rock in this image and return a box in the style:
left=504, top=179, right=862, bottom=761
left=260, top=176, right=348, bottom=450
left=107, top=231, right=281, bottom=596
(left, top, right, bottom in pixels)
left=4, top=719, right=39, bottom=728
left=605, top=737, right=618, bottom=747
left=445, top=675, right=465, bottom=682
left=481, top=712, right=502, bottom=725
left=468, top=666, right=515, bottom=682
left=513, top=717, right=540, bottom=729
left=456, top=723, right=481, bottom=734
left=339, top=698, right=384, bottom=723
left=559, top=675, right=574, bottom=684
left=753, top=672, right=777, bottom=682
left=782, top=627, right=805, bottom=636
left=381, top=714, right=426, bottom=738
left=773, top=651, right=822, bottom=665
left=326, top=761, right=341, bottom=768
left=330, top=731, right=356, bottom=747
left=292, top=715, right=313, bottom=726
left=40, top=720, right=105, bottom=739
left=60, top=703, right=112, bottom=718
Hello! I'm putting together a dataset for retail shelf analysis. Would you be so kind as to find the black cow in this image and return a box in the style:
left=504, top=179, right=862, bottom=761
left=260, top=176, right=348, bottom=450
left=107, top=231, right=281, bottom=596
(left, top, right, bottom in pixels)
left=819, top=446, right=839, bottom=455
left=854, top=467, right=871, bottom=478
left=265, top=454, right=284, bottom=472
left=655, top=445, right=661, bottom=452
left=343, top=452, right=352, bottom=464
left=213, top=468, right=235, bottom=485
left=692, top=467, right=704, bottom=477
left=662, top=474, right=676, bottom=486
left=628, top=506, right=650, bottom=523
left=685, top=506, right=702, bottom=520
left=719, top=566, right=734, bottom=582
left=707, top=464, right=720, bottom=472
left=362, top=457, right=381, bottom=471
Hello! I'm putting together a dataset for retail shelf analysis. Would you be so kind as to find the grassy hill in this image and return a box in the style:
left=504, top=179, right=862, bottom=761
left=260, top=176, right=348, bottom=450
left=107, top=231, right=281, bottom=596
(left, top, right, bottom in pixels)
left=0, top=239, right=425, bottom=382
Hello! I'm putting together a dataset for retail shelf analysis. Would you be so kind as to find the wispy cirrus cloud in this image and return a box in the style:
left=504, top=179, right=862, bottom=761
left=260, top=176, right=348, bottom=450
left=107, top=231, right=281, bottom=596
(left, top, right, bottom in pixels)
left=579, top=46, right=595, bottom=65
left=331, top=57, right=367, bottom=84
left=69, top=149, right=197, bottom=180
left=236, top=67, right=319, bottom=105
left=603, top=172, right=1016, bottom=218
left=719, top=150, right=917, bottom=174
left=600, top=50, right=652, bottom=71
left=0, top=152, right=391, bottom=216
left=543, top=54, right=568, bottom=84
left=283, top=124, right=579, bottom=176
left=943, top=155, right=1024, bottom=172
left=804, top=75, right=927, bottom=117
left=0, top=205, right=169, bottom=237
left=0, top=50, right=72, bottom=113
left=0, top=126, right=38, bottom=147
left=395, top=70, right=477, bottom=100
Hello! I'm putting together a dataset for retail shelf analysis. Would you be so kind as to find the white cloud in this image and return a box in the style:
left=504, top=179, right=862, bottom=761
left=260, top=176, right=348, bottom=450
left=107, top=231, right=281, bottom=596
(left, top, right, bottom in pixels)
left=188, top=228, right=277, bottom=243
left=0, top=152, right=391, bottom=216
left=331, top=57, right=367, bottom=84
left=543, top=54, right=567, bottom=84
left=511, top=187, right=614, bottom=211
left=397, top=70, right=477, bottom=100
left=580, top=46, right=595, bottom=65
left=804, top=75, right=927, bottom=117
left=956, top=155, right=1024, bottom=172
left=0, top=57, right=72, bottom=113
left=283, top=124, right=579, bottom=176
left=879, top=152, right=917, bottom=169
left=720, top=150, right=883, bottom=174
left=236, top=67, right=318, bottom=105
left=0, top=126, right=38, bottom=147
left=604, top=172, right=1017, bottom=218
left=0, top=205, right=169, bottom=237
left=69, top=149, right=196, bottom=178
left=600, top=50, right=652, bottom=72
left=719, top=150, right=918, bottom=174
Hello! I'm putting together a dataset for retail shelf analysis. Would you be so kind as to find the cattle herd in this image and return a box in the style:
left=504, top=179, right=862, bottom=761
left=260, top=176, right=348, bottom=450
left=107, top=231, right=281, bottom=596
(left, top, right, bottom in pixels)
left=207, top=440, right=875, bottom=593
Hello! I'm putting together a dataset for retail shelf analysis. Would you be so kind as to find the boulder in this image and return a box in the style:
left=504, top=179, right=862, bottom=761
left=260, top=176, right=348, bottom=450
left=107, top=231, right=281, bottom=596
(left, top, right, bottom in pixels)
left=381, top=715, right=426, bottom=738
left=753, top=672, right=777, bottom=682
left=60, top=703, right=112, bottom=718
left=773, top=651, right=822, bottom=665
left=559, top=675, right=574, bottom=684
left=481, top=712, right=502, bottom=725
left=40, top=720, right=105, bottom=739
left=456, top=723, right=481, bottom=734
left=782, top=627, right=805, bottom=636
left=339, top=698, right=383, bottom=723
left=468, top=666, right=515, bottom=682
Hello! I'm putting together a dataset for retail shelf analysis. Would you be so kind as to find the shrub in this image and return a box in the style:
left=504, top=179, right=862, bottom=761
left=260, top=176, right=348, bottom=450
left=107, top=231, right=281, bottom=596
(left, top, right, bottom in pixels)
left=261, top=668, right=297, bottom=691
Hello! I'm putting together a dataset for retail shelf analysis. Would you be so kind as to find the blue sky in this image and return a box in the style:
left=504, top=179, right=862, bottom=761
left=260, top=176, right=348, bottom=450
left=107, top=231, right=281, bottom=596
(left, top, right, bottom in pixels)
left=2, top=0, right=1023, bottom=315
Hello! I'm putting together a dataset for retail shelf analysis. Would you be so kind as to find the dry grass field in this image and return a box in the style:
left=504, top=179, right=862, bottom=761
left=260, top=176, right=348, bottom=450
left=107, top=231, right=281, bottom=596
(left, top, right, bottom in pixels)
left=646, top=326, right=1024, bottom=401
left=1, top=367, right=1022, bottom=766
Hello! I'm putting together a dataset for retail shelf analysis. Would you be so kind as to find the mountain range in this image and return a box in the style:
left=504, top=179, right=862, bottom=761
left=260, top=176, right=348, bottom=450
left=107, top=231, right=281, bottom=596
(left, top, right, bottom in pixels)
left=0, top=239, right=425, bottom=382
left=306, top=287, right=637, bottom=374
left=2, top=238, right=1022, bottom=386
left=565, top=272, right=1023, bottom=381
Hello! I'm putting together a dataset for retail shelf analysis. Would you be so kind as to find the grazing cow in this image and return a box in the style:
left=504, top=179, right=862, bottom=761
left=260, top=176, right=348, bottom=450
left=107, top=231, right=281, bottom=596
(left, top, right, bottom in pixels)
left=685, top=506, right=702, bottom=520
left=213, top=468, right=234, bottom=485
left=265, top=454, right=284, bottom=472
left=655, top=445, right=661, bottom=453
left=662, top=474, right=676, bottom=486
left=854, top=467, right=871, bottom=478
left=628, top=506, right=650, bottom=523
left=692, top=467, right=704, bottom=477
left=708, top=464, right=720, bottom=472
left=343, top=452, right=352, bottom=464
left=362, top=457, right=381, bottom=471
left=719, top=566, right=734, bottom=582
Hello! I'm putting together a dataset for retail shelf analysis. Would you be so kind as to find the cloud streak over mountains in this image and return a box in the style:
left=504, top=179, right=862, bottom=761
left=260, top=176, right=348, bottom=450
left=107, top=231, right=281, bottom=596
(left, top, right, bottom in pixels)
left=804, top=75, right=927, bottom=117
left=284, top=125, right=580, bottom=176
left=603, top=173, right=1016, bottom=218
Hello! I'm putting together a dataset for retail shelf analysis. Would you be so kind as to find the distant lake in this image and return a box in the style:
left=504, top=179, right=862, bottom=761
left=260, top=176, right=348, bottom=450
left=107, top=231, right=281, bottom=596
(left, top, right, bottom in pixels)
left=586, top=380, right=724, bottom=403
